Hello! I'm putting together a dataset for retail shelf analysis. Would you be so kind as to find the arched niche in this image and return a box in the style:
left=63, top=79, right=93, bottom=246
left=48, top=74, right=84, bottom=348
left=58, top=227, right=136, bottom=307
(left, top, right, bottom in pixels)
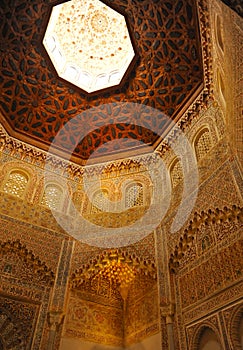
left=191, top=326, right=223, bottom=350
left=1, top=169, right=29, bottom=199
left=125, top=181, right=144, bottom=208
left=41, top=182, right=65, bottom=212
left=90, top=188, right=110, bottom=213
left=199, top=327, right=222, bottom=350
left=193, top=126, right=213, bottom=161
left=0, top=161, right=38, bottom=203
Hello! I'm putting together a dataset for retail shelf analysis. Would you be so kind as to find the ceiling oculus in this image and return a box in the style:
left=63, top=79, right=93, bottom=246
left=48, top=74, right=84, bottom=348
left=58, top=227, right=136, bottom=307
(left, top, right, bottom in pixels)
left=43, top=0, right=135, bottom=93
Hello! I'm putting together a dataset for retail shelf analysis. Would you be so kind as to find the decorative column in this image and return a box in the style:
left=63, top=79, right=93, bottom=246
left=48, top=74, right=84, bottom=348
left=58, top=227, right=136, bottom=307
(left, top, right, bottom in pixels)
left=47, top=310, right=65, bottom=350
left=160, top=303, right=176, bottom=350
left=46, top=238, right=74, bottom=350
left=154, top=225, right=176, bottom=349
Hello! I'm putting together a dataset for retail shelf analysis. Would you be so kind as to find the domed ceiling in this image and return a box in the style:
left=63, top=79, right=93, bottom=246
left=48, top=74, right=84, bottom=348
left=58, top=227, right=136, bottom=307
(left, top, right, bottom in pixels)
left=0, top=0, right=205, bottom=164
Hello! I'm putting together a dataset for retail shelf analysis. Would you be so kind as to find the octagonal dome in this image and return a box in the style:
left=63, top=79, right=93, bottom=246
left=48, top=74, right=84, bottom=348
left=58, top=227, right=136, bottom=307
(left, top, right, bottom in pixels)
left=43, top=0, right=135, bottom=93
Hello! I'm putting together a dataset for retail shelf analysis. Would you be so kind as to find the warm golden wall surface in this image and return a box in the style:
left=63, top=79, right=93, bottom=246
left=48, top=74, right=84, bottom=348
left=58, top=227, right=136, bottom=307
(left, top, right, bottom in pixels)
left=0, top=0, right=242, bottom=349
left=0, top=147, right=160, bottom=349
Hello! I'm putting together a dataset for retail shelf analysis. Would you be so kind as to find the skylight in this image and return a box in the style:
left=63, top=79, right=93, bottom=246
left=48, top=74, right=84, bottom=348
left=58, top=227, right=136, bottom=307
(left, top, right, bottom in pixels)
left=43, top=0, right=135, bottom=93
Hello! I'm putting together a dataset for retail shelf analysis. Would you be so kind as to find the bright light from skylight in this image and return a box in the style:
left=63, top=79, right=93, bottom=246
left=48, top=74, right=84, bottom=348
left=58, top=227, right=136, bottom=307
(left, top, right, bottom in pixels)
left=43, top=0, right=135, bottom=93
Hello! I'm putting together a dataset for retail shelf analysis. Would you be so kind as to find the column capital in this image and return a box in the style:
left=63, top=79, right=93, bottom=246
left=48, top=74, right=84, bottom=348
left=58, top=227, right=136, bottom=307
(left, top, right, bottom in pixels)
left=160, top=302, right=175, bottom=323
left=47, top=310, right=65, bottom=331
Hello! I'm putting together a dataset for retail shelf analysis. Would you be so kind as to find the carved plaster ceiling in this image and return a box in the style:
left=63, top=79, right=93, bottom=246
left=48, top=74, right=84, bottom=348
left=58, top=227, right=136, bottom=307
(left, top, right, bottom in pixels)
left=0, top=0, right=204, bottom=163
left=71, top=248, right=157, bottom=301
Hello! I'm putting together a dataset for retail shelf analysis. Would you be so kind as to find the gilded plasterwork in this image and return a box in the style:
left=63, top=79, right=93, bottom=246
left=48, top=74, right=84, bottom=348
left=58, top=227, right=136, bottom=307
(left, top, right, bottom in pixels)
left=0, top=0, right=242, bottom=349
left=67, top=248, right=158, bottom=346
left=178, top=238, right=242, bottom=308
left=64, top=294, right=123, bottom=347
left=126, top=286, right=159, bottom=345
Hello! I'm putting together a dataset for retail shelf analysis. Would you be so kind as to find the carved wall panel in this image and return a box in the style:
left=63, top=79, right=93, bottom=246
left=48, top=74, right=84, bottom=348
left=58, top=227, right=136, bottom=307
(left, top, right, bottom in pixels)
left=178, top=239, right=242, bottom=309
left=170, top=205, right=243, bottom=350
left=169, top=205, right=243, bottom=272
left=0, top=295, right=40, bottom=350
left=0, top=239, right=54, bottom=286
left=209, top=0, right=243, bottom=172
left=0, top=239, right=54, bottom=350
left=165, top=157, right=243, bottom=258
left=0, top=215, right=66, bottom=272
left=63, top=292, right=123, bottom=347
left=126, top=286, right=159, bottom=345
left=183, top=300, right=243, bottom=350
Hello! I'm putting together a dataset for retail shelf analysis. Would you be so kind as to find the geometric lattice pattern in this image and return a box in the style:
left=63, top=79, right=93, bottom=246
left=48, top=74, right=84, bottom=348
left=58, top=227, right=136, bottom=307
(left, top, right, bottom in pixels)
left=125, top=183, right=143, bottom=208
left=0, top=0, right=203, bottom=161
left=195, top=128, right=212, bottom=161
left=41, top=184, right=63, bottom=211
left=2, top=171, right=28, bottom=198
left=91, top=189, right=109, bottom=213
